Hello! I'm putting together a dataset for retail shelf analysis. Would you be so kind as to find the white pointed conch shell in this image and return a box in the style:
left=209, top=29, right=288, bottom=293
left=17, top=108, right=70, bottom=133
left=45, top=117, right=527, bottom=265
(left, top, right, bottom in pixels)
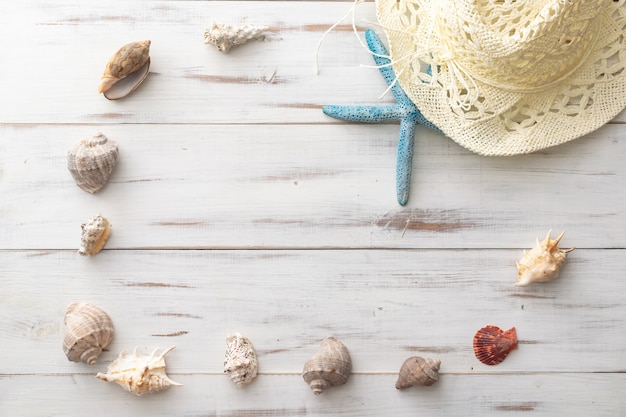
left=203, top=22, right=268, bottom=53
left=78, top=214, right=111, bottom=256
left=395, top=356, right=441, bottom=390
left=302, top=337, right=352, bottom=395
left=63, top=302, right=114, bottom=365
left=516, top=230, right=575, bottom=286
left=96, top=346, right=182, bottom=396
left=67, top=132, right=119, bottom=194
left=98, top=40, right=151, bottom=99
left=224, top=332, right=258, bottom=387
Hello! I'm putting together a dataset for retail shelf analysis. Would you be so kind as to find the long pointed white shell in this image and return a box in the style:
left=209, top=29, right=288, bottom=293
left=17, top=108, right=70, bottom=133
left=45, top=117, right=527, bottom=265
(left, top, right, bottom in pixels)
left=516, top=230, right=575, bottom=286
left=203, top=22, right=268, bottom=53
left=96, top=346, right=182, bottom=396
left=224, top=333, right=258, bottom=387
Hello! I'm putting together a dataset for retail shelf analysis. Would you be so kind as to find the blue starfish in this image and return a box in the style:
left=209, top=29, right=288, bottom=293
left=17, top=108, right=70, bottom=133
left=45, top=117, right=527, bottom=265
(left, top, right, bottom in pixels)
left=323, top=28, right=439, bottom=206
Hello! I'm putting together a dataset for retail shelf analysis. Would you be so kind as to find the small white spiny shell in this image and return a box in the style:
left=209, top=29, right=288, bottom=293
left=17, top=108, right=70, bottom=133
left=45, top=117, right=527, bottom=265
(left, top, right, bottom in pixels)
left=67, top=132, right=119, bottom=194
left=63, top=302, right=114, bottom=365
left=203, top=22, right=268, bottom=53
left=516, top=231, right=575, bottom=286
left=395, top=356, right=441, bottom=390
left=302, top=337, right=352, bottom=395
left=79, top=214, right=111, bottom=256
left=224, top=332, right=258, bottom=387
left=96, top=346, right=182, bottom=396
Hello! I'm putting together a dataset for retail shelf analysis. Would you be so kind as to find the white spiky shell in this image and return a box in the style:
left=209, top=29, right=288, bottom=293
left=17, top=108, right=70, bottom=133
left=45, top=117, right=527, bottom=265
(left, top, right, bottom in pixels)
left=67, top=132, right=119, bottom=194
left=224, top=333, right=258, bottom=387
left=96, top=346, right=182, bottom=396
left=516, top=231, right=575, bottom=286
left=78, top=214, right=111, bottom=256
left=63, top=302, right=114, bottom=365
left=203, top=22, right=268, bottom=53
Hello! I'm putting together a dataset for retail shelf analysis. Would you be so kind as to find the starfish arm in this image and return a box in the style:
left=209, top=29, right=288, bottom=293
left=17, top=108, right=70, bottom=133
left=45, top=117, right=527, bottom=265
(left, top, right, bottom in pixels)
left=365, top=29, right=411, bottom=105
left=396, top=115, right=417, bottom=206
left=322, top=104, right=404, bottom=123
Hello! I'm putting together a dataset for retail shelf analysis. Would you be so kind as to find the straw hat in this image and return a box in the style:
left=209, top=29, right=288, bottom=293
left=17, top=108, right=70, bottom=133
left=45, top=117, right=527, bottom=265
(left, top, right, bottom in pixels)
left=376, top=0, right=626, bottom=155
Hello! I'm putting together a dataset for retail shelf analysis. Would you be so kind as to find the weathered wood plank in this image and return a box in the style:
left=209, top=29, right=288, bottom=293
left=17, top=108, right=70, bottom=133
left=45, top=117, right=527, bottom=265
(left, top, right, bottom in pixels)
left=2, top=1, right=624, bottom=125
left=1, top=250, right=624, bottom=374
left=0, top=374, right=623, bottom=417
left=1, top=124, right=624, bottom=249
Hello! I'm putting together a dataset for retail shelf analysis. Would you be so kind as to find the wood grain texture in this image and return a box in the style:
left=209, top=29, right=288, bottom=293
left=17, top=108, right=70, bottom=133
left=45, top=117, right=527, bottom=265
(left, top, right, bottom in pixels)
left=1, top=1, right=625, bottom=416
left=0, top=123, right=624, bottom=249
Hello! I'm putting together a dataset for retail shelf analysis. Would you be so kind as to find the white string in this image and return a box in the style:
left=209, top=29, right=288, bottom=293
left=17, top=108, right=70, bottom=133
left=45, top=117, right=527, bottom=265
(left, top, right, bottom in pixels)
left=315, top=0, right=364, bottom=75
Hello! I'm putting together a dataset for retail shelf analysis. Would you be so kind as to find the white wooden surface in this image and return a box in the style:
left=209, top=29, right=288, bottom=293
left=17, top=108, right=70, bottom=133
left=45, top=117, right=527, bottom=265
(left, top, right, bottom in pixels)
left=1, top=2, right=625, bottom=416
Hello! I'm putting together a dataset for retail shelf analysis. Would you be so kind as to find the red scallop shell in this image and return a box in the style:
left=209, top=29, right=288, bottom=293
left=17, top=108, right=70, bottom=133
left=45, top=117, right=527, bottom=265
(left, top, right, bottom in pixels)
left=473, top=325, right=518, bottom=365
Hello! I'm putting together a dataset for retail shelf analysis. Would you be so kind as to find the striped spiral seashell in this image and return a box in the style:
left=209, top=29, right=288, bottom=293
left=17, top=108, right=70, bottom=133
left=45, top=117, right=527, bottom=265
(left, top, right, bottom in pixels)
left=63, top=302, right=114, bottom=365
left=395, top=356, right=441, bottom=390
left=67, top=132, right=119, bottom=194
left=302, top=337, right=352, bottom=395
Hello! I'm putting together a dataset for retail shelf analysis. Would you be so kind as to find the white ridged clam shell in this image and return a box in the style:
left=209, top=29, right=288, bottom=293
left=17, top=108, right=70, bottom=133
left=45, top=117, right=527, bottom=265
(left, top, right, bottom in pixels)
left=79, top=214, right=111, bottom=256
left=63, top=302, right=114, bottom=365
left=67, top=132, right=119, bottom=194
left=96, top=346, right=182, bottom=396
left=224, top=332, right=258, bottom=387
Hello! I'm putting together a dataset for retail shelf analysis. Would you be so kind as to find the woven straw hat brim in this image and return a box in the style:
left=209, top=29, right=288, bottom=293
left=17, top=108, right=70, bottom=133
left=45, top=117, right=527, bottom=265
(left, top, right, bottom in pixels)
left=376, top=0, right=626, bottom=156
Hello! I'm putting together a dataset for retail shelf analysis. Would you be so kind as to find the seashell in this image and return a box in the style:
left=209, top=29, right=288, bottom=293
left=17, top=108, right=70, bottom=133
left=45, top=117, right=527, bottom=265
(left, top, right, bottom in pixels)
left=63, top=302, right=114, bottom=365
left=224, top=332, right=258, bottom=387
left=98, top=40, right=151, bottom=100
left=473, top=325, right=518, bottom=366
left=79, top=214, right=111, bottom=256
left=302, top=337, right=352, bottom=395
left=395, top=356, right=441, bottom=390
left=516, top=230, right=575, bottom=286
left=67, top=132, right=119, bottom=193
left=203, top=22, right=268, bottom=53
left=96, top=346, right=182, bottom=396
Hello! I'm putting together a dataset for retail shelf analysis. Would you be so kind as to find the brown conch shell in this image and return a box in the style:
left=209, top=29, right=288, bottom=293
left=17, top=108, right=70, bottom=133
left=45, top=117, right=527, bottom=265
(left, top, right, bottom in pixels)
left=516, top=230, right=575, bottom=286
left=473, top=325, right=518, bottom=366
left=67, top=132, right=119, bottom=194
left=96, top=346, right=182, bottom=396
left=203, top=22, right=268, bottom=53
left=79, top=214, right=111, bottom=256
left=63, top=302, right=114, bottom=365
left=224, top=332, right=258, bottom=387
left=302, top=337, right=352, bottom=395
left=98, top=40, right=151, bottom=100
left=395, top=356, right=441, bottom=390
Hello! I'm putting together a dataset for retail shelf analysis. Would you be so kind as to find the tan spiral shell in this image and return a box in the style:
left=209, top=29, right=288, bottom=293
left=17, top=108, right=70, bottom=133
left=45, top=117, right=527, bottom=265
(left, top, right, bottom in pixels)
left=516, top=230, right=575, bottom=286
left=302, top=337, right=352, bottom=395
left=96, top=346, right=182, bottom=396
left=98, top=40, right=151, bottom=99
left=63, top=302, right=114, bottom=365
left=224, top=333, right=258, bottom=387
left=395, top=356, right=441, bottom=390
left=67, top=132, right=119, bottom=194
left=78, top=214, right=111, bottom=256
